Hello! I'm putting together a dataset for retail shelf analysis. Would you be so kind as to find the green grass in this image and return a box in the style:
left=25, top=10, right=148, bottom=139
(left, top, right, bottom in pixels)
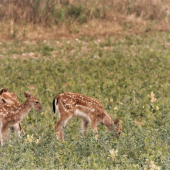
left=0, top=32, right=170, bottom=169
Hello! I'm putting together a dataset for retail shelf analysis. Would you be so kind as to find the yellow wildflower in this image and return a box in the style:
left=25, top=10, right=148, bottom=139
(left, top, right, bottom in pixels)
left=26, top=134, right=34, bottom=143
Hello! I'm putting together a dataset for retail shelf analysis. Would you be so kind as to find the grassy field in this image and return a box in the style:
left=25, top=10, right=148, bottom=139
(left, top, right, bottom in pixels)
left=0, top=31, right=170, bottom=169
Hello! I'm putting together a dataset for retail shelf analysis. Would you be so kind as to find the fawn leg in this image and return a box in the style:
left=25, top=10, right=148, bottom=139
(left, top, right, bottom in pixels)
left=81, top=119, right=88, bottom=136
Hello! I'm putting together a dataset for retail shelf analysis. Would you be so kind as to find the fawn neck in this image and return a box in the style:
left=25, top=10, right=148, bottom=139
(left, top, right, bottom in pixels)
left=16, top=99, right=32, bottom=121
left=103, top=114, right=113, bottom=131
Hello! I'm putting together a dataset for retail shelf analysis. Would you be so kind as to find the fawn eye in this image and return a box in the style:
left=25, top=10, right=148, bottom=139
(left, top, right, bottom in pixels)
left=35, top=101, right=39, bottom=104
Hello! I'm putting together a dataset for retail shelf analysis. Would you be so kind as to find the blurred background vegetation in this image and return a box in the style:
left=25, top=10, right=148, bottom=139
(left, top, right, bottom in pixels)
left=0, top=0, right=170, bottom=39
left=0, top=0, right=169, bottom=24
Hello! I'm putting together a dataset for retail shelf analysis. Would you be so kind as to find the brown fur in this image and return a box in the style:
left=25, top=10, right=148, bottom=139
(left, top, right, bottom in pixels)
left=0, top=89, right=19, bottom=105
left=0, top=91, right=42, bottom=145
left=0, top=89, right=25, bottom=135
left=53, top=92, right=121, bottom=141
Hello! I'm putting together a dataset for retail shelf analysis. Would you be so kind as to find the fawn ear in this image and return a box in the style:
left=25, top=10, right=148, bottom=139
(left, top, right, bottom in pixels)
left=3, top=89, right=8, bottom=92
left=0, top=89, right=8, bottom=94
left=114, top=118, right=119, bottom=125
left=24, top=91, right=31, bottom=98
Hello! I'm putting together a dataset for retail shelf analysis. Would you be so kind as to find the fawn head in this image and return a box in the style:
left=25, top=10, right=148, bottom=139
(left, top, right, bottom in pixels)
left=104, top=116, right=121, bottom=138
left=113, top=118, right=121, bottom=138
left=24, top=92, right=43, bottom=111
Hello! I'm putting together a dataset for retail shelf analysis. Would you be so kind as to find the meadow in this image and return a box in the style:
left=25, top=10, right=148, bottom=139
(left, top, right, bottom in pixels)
left=0, top=32, right=170, bottom=169
left=0, top=0, right=170, bottom=169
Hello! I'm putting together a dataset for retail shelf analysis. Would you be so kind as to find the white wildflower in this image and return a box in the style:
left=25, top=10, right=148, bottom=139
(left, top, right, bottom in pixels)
left=36, top=138, right=40, bottom=144
left=114, top=106, right=118, bottom=110
left=110, top=99, right=113, bottom=102
left=149, top=161, right=161, bottom=170
left=156, top=106, right=159, bottom=110
left=109, top=149, right=118, bottom=160
left=150, top=91, right=157, bottom=103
